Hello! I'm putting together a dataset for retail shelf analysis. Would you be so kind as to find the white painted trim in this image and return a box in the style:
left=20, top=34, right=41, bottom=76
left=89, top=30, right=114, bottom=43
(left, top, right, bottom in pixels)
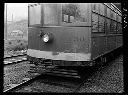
left=27, top=49, right=91, bottom=61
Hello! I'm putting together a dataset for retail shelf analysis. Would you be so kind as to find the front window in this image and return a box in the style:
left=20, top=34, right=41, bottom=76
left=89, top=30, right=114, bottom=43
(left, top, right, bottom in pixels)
left=29, top=4, right=41, bottom=25
left=43, top=4, right=58, bottom=25
left=62, top=3, right=88, bottom=23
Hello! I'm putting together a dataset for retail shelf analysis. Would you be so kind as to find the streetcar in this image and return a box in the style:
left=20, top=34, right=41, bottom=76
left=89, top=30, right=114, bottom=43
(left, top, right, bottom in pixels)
left=27, top=3, right=122, bottom=78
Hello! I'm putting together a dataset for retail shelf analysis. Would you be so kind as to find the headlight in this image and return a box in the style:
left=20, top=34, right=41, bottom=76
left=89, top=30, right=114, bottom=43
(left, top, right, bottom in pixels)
left=43, top=34, right=49, bottom=43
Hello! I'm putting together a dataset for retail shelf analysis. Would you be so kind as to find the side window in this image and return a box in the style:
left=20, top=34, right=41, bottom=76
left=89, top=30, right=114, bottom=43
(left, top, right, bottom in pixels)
left=99, top=16, right=105, bottom=32
left=29, top=4, right=41, bottom=25
left=99, top=3, right=105, bottom=16
left=117, top=23, right=122, bottom=34
left=117, top=14, right=122, bottom=23
left=110, top=20, right=115, bottom=34
left=116, top=14, right=119, bottom=22
left=62, top=3, right=88, bottom=23
left=110, top=10, right=114, bottom=20
left=119, top=23, right=122, bottom=34
left=113, top=12, right=116, bottom=21
left=113, top=21, right=117, bottom=33
left=92, top=3, right=99, bottom=13
left=106, top=18, right=111, bottom=33
left=92, top=13, right=98, bottom=32
left=107, top=7, right=111, bottom=18
left=119, top=15, right=122, bottom=23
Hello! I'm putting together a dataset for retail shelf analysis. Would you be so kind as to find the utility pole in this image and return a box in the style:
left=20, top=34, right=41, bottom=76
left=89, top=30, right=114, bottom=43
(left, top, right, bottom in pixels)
left=5, top=3, right=7, bottom=40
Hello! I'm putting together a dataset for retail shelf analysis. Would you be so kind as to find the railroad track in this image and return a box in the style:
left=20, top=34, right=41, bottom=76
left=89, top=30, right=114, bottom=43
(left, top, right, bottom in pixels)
left=4, top=65, right=99, bottom=93
left=4, top=54, right=27, bottom=65
left=4, top=75, right=87, bottom=93
left=4, top=61, right=90, bottom=93
left=4, top=53, right=27, bottom=59
left=4, top=54, right=123, bottom=93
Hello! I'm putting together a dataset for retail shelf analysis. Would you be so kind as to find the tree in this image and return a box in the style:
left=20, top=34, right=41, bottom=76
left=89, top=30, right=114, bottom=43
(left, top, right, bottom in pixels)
left=62, top=4, right=80, bottom=17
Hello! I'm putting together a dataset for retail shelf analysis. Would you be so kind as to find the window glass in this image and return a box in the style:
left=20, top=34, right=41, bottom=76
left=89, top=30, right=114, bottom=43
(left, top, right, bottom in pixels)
left=113, top=21, right=117, bottom=33
left=117, top=15, right=122, bottom=22
left=106, top=18, right=111, bottom=33
left=110, top=20, right=115, bottom=34
left=110, top=10, right=115, bottom=20
left=117, top=14, right=119, bottom=22
left=119, top=15, right=122, bottom=23
left=99, top=4, right=105, bottom=15
left=119, top=24, right=122, bottom=34
left=29, top=4, right=41, bottom=25
left=117, top=23, right=122, bottom=34
left=92, top=13, right=98, bottom=32
left=107, top=8, right=111, bottom=18
left=113, top=12, right=116, bottom=20
left=62, top=3, right=88, bottom=23
left=99, top=16, right=105, bottom=32
left=43, top=4, right=58, bottom=25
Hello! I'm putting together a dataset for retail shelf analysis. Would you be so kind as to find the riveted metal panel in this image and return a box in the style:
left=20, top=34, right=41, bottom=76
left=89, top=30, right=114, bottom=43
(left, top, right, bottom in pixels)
left=91, top=37, right=99, bottom=59
left=92, top=13, right=98, bottom=32
left=98, top=36, right=107, bottom=55
left=28, top=27, right=40, bottom=49
left=28, top=27, right=91, bottom=54
left=106, top=36, right=116, bottom=52
left=116, top=35, right=123, bottom=48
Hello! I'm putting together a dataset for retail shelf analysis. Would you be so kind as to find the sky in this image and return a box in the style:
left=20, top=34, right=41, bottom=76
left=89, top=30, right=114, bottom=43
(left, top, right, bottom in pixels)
left=5, top=3, right=121, bottom=22
left=5, top=3, right=28, bottom=22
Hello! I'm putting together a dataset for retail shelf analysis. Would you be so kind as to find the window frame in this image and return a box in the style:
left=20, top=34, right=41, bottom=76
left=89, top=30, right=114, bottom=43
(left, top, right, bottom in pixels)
left=60, top=3, right=91, bottom=27
left=28, top=4, right=42, bottom=27
left=98, top=15, right=105, bottom=33
left=41, top=3, right=60, bottom=26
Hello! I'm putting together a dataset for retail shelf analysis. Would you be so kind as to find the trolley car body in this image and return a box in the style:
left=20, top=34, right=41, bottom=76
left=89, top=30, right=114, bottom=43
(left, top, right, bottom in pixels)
left=27, top=3, right=122, bottom=67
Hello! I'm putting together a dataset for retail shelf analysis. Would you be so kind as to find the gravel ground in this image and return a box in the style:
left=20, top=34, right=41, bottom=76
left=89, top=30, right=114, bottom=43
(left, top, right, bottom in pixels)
left=14, top=74, right=80, bottom=93
left=15, top=81, right=73, bottom=93
left=78, top=55, right=123, bottom=93
left=4, top=62, right=35, bottom=91
left=4, top=55, right=123, bottom=93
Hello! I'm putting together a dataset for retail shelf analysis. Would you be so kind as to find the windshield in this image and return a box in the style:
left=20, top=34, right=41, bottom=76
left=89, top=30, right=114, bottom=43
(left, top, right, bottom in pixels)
left=43, top=4, right=58, bottom=25
left=29, top=4, right=41, bottom=25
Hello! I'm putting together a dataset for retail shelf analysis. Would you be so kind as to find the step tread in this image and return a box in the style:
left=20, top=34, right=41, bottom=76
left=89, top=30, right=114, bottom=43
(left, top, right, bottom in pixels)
left=45, top=72, right=80, bottom=78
